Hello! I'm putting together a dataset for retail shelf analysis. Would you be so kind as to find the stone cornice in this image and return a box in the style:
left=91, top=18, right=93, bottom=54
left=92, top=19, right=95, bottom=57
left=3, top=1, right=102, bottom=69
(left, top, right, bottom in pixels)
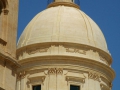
left=0, top=51, right=20, bottom=68
left=47, top=2, right=80, bottom=9
left=18, top=55, right=115, bottom=81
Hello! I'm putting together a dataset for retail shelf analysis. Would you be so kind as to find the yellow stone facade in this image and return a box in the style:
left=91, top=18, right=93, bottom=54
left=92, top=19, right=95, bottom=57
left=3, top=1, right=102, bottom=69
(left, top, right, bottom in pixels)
left=0, top=0, right=19, bottom=90
left=0, top=0, right=115, bottom=90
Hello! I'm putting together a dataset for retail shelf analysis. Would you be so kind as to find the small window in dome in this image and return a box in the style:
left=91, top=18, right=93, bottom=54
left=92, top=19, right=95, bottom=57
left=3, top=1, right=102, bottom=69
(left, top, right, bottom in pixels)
left=33, top=85, right=41, bottom=90
left=70, top=85, right=80, bottom=90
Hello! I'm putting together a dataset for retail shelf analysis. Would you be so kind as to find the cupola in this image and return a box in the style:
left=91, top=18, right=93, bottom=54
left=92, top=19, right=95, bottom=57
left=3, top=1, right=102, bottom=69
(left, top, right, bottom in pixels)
left=16, top=1, right=115, bottom=90
left=48, top=0, right=80, bottom=9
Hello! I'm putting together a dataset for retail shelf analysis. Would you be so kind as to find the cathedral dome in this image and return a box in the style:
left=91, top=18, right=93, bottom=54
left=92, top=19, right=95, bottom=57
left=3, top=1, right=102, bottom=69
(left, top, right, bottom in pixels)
left=16, top=2, right=115, bottom=90
left=17, top=6, right=109, bottom=53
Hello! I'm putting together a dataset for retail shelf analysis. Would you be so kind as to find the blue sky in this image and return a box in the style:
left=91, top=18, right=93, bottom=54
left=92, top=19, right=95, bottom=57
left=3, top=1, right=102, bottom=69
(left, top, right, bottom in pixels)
left=18, top=0, right=120, bottom=90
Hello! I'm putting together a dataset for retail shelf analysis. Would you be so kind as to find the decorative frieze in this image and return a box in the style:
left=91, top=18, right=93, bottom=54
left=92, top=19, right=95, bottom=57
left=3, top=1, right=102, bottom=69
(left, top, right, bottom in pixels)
left=88, top=72, right=100, bottom=81
left=48, top=68, right=63, bottom=75
left=18, top=45, right=87, bottom=57
left=28, top=48, right=49, bottom=55
left=66, top=48, right=86, bottom=55
left=17, top=44, right=111, bottom=68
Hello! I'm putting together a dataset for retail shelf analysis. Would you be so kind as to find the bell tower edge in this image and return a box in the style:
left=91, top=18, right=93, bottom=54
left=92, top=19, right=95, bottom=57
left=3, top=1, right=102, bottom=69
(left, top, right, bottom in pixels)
left=0, top=0, right=20, bottom=90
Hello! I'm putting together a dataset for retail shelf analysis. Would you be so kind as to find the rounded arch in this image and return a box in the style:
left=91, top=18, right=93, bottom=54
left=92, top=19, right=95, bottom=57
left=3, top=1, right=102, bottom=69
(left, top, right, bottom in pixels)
left=0, top=0, right=8, bottom=14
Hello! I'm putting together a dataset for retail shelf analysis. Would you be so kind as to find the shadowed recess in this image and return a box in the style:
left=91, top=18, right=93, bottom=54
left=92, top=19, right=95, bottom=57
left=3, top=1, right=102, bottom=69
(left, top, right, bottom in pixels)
left=0, top=0, right=8, bottom=14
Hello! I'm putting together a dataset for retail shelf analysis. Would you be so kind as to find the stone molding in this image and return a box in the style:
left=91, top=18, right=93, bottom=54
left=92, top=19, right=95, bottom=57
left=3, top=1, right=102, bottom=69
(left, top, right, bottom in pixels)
left=0, top=53, right=20, bottom=69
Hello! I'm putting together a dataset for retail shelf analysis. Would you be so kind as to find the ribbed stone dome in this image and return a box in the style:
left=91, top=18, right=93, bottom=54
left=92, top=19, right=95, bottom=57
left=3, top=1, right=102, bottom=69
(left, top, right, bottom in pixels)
left=17, top=6, right=108, bottom=53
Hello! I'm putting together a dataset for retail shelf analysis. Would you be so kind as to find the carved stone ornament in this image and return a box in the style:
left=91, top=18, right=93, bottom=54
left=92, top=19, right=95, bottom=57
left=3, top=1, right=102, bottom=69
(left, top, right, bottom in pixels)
left=28, top=48, right=49, bottom=55
left=17, top=71, right=26, bottom=79
left=88, top=72, right=100, bottom=81
left=48, top=68, right=63, bottom=75
left=66, top=48, right=86, bottom=55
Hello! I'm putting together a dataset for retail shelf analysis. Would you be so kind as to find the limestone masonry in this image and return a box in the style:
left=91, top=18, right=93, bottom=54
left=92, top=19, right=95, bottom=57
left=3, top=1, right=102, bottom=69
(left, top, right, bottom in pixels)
left=0, top=0, right=115, bottom=90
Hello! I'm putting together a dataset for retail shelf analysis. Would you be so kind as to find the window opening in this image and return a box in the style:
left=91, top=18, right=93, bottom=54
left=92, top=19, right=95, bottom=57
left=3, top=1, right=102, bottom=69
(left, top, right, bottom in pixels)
left=70, top=85, right=80, bottom=90
left=33, top=85, right=41, bottom=90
